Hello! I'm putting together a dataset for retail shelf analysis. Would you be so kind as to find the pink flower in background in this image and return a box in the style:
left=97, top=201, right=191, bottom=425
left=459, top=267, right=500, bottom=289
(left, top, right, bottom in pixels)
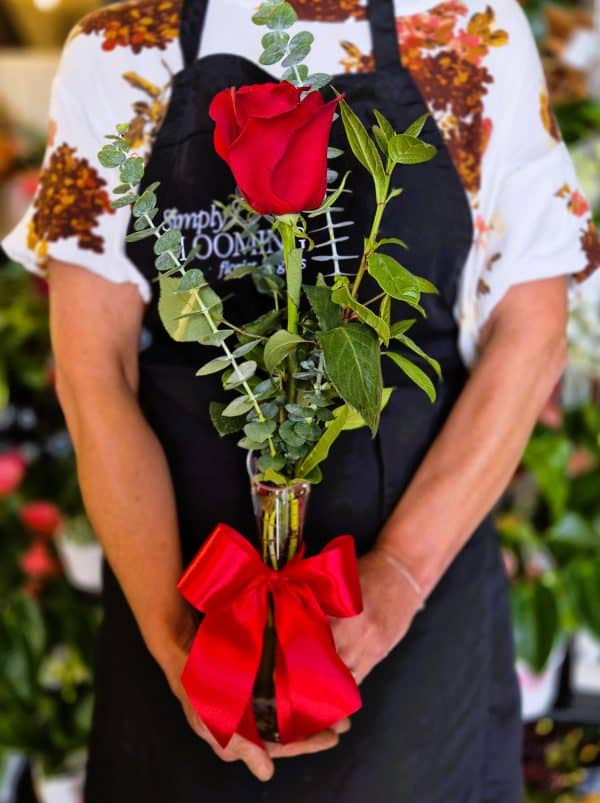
left=19, top=501, right=63, bottom=537
left=0, top=451, right=26, bottom=497
left=20, top=541, right=60, bottom=579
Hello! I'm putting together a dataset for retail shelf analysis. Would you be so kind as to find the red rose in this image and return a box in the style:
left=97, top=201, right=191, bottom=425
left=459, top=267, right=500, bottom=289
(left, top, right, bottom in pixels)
left=20, top=541, right=60, bottom=579
left=19, top=501, right=63, bottom=537
left=0, top=451, right=26, bottom=497
left=209, top=82, right=340, bottom=215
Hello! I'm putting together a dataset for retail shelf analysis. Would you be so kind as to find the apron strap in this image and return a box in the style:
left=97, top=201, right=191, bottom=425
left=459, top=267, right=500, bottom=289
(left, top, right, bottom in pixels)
left=367, top=0, right=402, bottom=70
left=180, top=0, right=209, bottom=70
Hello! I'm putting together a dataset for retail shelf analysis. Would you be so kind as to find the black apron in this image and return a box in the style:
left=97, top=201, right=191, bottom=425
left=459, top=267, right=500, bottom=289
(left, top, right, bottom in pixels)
left=85, top=1, right=523, bottom=800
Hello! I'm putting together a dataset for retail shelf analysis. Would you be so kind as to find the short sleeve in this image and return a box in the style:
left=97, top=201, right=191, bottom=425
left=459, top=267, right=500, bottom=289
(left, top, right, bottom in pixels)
left=457, top=0, right=600, bottom=363
left=0, top=20, right=161, bottom=302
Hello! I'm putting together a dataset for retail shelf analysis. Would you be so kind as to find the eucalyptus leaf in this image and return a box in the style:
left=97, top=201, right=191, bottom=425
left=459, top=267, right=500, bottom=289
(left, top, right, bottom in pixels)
left=224, top=360, right=257, bottom=387
left=264, top=3, right=297, bottom=30
left=154, top=228, right=182, bottom=255
left=244, top=420, right=277, bottom=443
left=306, top=73, right=331, bottom=90
left=177, top=268, right=207, bottom=292
left=196, top=355, right=232, bottom=376
left=222, top=395, right=255, bottom=417
left=120, top=156, right=145, bottom=183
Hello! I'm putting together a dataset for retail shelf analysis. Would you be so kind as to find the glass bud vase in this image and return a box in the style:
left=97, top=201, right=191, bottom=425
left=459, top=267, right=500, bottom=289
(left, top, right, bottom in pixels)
left=249, top=469, right=311, bottom=742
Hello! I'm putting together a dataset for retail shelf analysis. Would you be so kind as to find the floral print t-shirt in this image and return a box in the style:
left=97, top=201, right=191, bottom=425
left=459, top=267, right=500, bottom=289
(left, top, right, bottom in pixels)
left=2, top=0, right=599, bottom=366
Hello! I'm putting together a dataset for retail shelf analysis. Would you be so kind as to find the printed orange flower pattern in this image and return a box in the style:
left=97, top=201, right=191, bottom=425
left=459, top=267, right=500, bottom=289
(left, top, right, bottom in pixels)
left=26, top=143, right=114, bottom=265
left=73, top=0, right=182, bottom=54
left=555, top=183, right=600, bottom=282
left=397, top=1, right=508, bottom=196
left=288, top=0, right=366, bottom=21
left=122, top=66, right=174, bottom=154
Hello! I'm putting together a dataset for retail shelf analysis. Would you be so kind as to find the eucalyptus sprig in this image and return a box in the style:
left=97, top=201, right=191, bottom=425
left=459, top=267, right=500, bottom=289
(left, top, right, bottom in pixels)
left=252, top=0, right=331, bottom=89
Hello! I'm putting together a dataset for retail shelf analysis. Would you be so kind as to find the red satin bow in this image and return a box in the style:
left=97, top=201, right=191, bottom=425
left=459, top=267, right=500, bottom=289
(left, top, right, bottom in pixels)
left=177, top=523, right=363, bottom=748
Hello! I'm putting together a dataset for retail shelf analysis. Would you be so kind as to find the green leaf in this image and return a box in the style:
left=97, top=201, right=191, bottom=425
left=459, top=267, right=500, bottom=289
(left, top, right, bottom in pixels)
left=279, top=419, right=305, bottom=447
left=372, top=125, right=388, bottom=154
left=373, top=110, right=395, bottom=142
left=264, top=330, right=305, bottom=374
left=390, top=318, right=417, bottom=337
left=264, top=3, right=297, bottom=29
left=286, top=246, right=303, bottom=319
left=260, top=47, right=287, bottom=65
left=177, top=268, right=207, bottom=292
left=154, top=228, right=182, bottom=255
left=257, top=453, right=286, bottom=472
left=125, top=228, right=155, bottom=243
left=198, top=329, right=234, bottom=346
left=98, top=145, right=126, bottom=168
left=392, top=333, right=442, bottom=379
left=243, top=309, right=283, bottom=338
left=238, top=436, right=267, bottom=450
left=367, top=252, right=422, bottom=308
left=384, top=351, right=437, bottom=402
left=564, top=560, right=600, bottom=638
left=416, top=275, right=439, bottom=294
left=303, top=284, right=342, bottom=331
left=245, top=420, right=277, bottom=443
left=110, top=195, right=134, bottom=209
left=232, top=340, right=261, bottom=358
left=120, top=156, right=145, bottom=183
left=222, top=395, right=255, bottom=417
left=510, top=582, right=560, bottom=672
left=380, top=294, right=391, bottom=328
left=374, top=237, right=408, bottom=251
left=282, top=45, right=312, bottom=68
left=388, top=134, right=437, bottom=165
left=335, top=387, right=395, bottom=430
left=523, top=434, right=572, bottom=521
left=224, top=265, right=256, bottom=281
left=132, top=189, right=157, bottom=217
left=158, top=276, right=222, bottom=342
left=196, top=355, right=232, bottom=376
left=224, top=361, right=257, bottom=387
left=262, top=30, right=289, bottom=49
left=338, top=97, right=385, bottom=197
left=306, top=73, right=331, bottom=89
left=282, top=64, right=309, bottom=83
left=297, top=405, right=349, bottom=477
left=403, top=112, right=429, bottom=138
left=546, top=512, right=599, bottom=549
left=155, top=252, right=178, bottom=271
left=319, top=322, right=383, bottom=435
left=209, top=402, right=246, bottom=436
left=307, top=171, right=350, bottom=215
left=331, top=277, right=390, bottom=343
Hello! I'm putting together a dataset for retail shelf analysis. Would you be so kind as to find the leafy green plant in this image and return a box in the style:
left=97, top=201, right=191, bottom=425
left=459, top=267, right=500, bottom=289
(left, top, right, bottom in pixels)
left=498, top=401, right=600, bottom=672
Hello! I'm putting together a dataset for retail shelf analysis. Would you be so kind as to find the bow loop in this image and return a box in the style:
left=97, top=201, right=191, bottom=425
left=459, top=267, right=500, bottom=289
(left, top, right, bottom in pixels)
left=178, top=523, right=363, bottom=749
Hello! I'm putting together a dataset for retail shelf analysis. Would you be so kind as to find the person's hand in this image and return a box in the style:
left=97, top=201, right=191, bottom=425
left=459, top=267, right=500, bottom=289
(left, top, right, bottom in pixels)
left=329, top=547, right=424, bottom=685
left=159, top=621, right=351, bottom=781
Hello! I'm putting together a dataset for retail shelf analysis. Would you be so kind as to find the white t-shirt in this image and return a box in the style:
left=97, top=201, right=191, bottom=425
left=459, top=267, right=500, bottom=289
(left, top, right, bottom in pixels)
left=2, top=0, right=599, bottom=366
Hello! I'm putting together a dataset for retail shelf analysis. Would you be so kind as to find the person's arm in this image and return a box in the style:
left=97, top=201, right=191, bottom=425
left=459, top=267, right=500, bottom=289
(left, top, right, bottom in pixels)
left=331, top=276, right=568, bottom=682
left=48, top=260, right=347, bottom=778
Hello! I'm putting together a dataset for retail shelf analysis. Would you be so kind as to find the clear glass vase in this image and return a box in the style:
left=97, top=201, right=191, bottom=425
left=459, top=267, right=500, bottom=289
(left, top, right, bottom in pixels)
left=249, top=467, right=311, bottom=742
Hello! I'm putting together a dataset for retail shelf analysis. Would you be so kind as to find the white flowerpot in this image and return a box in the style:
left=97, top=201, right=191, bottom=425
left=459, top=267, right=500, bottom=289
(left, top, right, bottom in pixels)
left=32, top=767, right=84, bottom=803
left=516, top=642, right=567, bottom=721
left=571, top=630, right=600, bottom=695
left=0, top=753, right=26, bottom=803
left=55, top=534, right=103, bottom=594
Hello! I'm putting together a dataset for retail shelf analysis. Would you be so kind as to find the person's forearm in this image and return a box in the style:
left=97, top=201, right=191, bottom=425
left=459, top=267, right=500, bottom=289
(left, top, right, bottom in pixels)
left=57, top=369, right=193, bottom=670
left=376, top=304, right=567, bottom=597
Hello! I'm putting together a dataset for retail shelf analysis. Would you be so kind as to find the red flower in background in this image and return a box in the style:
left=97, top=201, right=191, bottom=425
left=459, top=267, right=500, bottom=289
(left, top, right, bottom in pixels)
left=20, top=541, right=60, bottom=579
left=19, top=501, right=63, bottom=537
left=209, top=82, right=340, bottom=215
left=0, top=451, right=26, bottom=497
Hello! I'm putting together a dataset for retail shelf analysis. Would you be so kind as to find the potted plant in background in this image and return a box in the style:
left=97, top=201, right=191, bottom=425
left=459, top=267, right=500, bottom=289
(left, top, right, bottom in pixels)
left=498, top=388, right=600, bottom=719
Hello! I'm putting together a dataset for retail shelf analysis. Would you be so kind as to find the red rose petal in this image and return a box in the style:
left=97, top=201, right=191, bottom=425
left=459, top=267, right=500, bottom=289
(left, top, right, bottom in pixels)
left=209, top=88, right=240, bottom=159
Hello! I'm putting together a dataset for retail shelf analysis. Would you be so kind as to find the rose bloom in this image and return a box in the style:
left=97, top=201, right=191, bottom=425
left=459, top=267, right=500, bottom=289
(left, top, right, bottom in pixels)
left=19, top=500, right=63, bottom=537
left=0, top=450, right=26, bottom=497
left=209, top=81, right=340, bottom=215
left=20, top=541, right=60, bottom=579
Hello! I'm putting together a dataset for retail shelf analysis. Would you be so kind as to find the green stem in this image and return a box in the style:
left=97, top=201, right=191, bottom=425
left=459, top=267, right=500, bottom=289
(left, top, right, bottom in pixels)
left=277, top=216, right=300, bottom=403
left=350, top=165, right=392, bottom=299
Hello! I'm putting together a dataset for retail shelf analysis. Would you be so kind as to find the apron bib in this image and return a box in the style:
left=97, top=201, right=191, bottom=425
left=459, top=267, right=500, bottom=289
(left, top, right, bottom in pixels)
left=85, top=2, right=523, bottom=800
